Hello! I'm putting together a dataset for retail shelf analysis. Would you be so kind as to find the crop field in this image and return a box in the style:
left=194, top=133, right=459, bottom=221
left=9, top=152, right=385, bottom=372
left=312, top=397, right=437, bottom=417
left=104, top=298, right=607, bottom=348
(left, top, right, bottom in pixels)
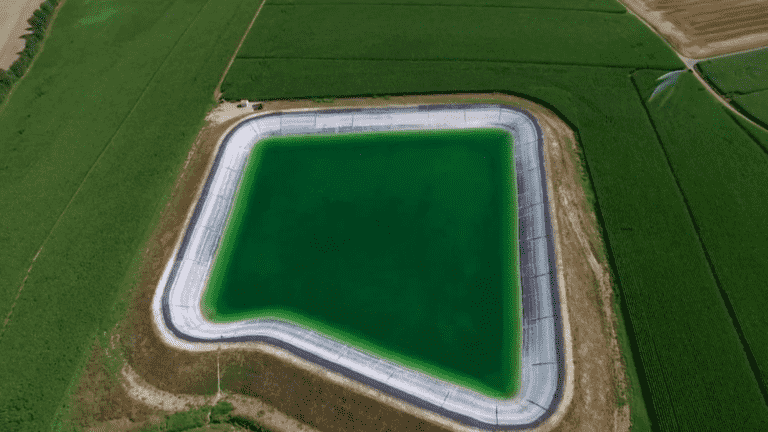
left=270, top=0, right=627, bottom=12
left=728, top=109, right=768, bottom=154
left=235, top=4, right=679, bottom=68
left=694, top=47, right=768, bottom=127
left=631, top=69, right=768, bottom=425
left=732, top=90, right=768, bottom=128
left=0, top=0, right=261, bottom=429
left=696, top=48, right=768, bottom=94
left=2, top=0, right=768, bottom=430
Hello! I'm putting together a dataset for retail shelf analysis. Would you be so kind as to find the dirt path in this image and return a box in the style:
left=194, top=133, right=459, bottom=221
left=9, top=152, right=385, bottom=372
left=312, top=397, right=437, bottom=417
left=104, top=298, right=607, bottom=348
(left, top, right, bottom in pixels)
left=214, top=0, right=268, bottom=101
left=0, top=0, right=43, bottom=70
left=64, top=94, right=631, bottom=432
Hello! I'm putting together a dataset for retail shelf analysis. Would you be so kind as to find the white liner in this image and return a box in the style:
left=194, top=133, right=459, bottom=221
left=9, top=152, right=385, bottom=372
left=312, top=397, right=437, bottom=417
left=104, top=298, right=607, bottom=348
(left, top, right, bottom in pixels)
left=152, top=105, right=565, bottom=430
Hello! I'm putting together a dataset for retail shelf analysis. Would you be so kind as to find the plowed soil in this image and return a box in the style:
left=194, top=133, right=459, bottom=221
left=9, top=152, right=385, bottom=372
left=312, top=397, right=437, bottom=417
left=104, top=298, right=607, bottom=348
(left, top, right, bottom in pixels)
left=64, top=94, right=630, bottom=432
left=619, top=0, right=768, bottom=58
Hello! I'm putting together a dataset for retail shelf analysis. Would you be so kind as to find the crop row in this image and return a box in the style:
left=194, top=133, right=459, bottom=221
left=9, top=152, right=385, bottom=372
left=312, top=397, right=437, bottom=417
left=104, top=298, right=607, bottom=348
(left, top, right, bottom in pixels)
left=222, top=57, right=768, bottom=429
left=0, top=0, right=259, bottom=429
left=633, top=69, right=768, bottom=400
left=236, top=5, right=681, bottom=69
left=268, top=0, right=626, bottom=12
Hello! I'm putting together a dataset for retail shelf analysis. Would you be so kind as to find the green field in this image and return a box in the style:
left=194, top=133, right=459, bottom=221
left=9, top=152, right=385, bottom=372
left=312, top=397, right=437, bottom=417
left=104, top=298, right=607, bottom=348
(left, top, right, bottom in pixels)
left=633, top=70, right=768, bottom=399
left=694, top=48, right=768, bottom=129
left=696, top=48, right=768, bottom=94
left=728, top=107, right=768, bottom=154
left=0, top=0, right=261, bottom=429
left=270, top=0, right=627, bottom=12
left=236, top=5, right=679, bottom=68
left=733, top=90, right=768, bottom=128
left=203, top=128, right=519, bottom=398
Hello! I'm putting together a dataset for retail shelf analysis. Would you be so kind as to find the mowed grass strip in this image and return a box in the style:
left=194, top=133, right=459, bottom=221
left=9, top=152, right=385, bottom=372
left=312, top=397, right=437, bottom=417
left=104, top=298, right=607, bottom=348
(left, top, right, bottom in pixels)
left=268, top=0, right=627, bottom=13
left=0, top=0, right=260, bottom=429
left=633, top=69, right=768, bottom=400
left=221, top=57, right=768, bottom=429
left=696, top=47, right=768, bottom=94
left=236, top=5, right=682, bottom=69
left=733, top=90, right=768, bottom=129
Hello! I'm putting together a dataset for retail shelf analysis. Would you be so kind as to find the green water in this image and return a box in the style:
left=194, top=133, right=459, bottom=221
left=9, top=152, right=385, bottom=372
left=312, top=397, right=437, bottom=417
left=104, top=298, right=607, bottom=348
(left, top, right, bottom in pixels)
left=202, top=128, right=520, bottom=397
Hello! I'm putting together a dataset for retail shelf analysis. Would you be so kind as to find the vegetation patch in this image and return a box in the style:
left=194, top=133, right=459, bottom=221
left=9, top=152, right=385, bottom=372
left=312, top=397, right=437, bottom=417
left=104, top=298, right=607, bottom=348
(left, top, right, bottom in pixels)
left=696, top=47, right=768, bottom=94
left=133, top=400, right=274, bottom=432
left=76, top=0, right=119, bottom=26
left=732, top=89, right=768, bottom=129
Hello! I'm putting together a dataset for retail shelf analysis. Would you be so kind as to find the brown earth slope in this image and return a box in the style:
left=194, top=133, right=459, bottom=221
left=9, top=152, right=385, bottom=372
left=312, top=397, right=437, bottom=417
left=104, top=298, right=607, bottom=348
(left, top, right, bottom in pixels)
left=61, top=94, right=630, bottom=432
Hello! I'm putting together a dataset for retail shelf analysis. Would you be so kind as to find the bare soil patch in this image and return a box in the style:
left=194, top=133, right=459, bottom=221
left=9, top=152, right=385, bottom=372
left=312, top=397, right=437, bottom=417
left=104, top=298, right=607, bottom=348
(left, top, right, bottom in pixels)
left=64, top=94, right=630, bottom=432
left=618, top=0, right=768, bottom=59
left=0, top=0, right=43, bottom=70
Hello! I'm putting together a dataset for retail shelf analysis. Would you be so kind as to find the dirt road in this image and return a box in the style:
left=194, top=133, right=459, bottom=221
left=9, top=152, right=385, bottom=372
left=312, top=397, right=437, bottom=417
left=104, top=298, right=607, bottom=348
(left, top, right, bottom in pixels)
left=0, top=0, right=43, bottom=70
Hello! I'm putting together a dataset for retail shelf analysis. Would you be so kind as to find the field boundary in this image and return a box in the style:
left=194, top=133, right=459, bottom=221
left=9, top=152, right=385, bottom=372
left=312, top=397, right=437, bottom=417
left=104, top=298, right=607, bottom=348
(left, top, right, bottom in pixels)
left=151, top=104, right=571, bottom=430
left=214, top=0, right=269, bottom=101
